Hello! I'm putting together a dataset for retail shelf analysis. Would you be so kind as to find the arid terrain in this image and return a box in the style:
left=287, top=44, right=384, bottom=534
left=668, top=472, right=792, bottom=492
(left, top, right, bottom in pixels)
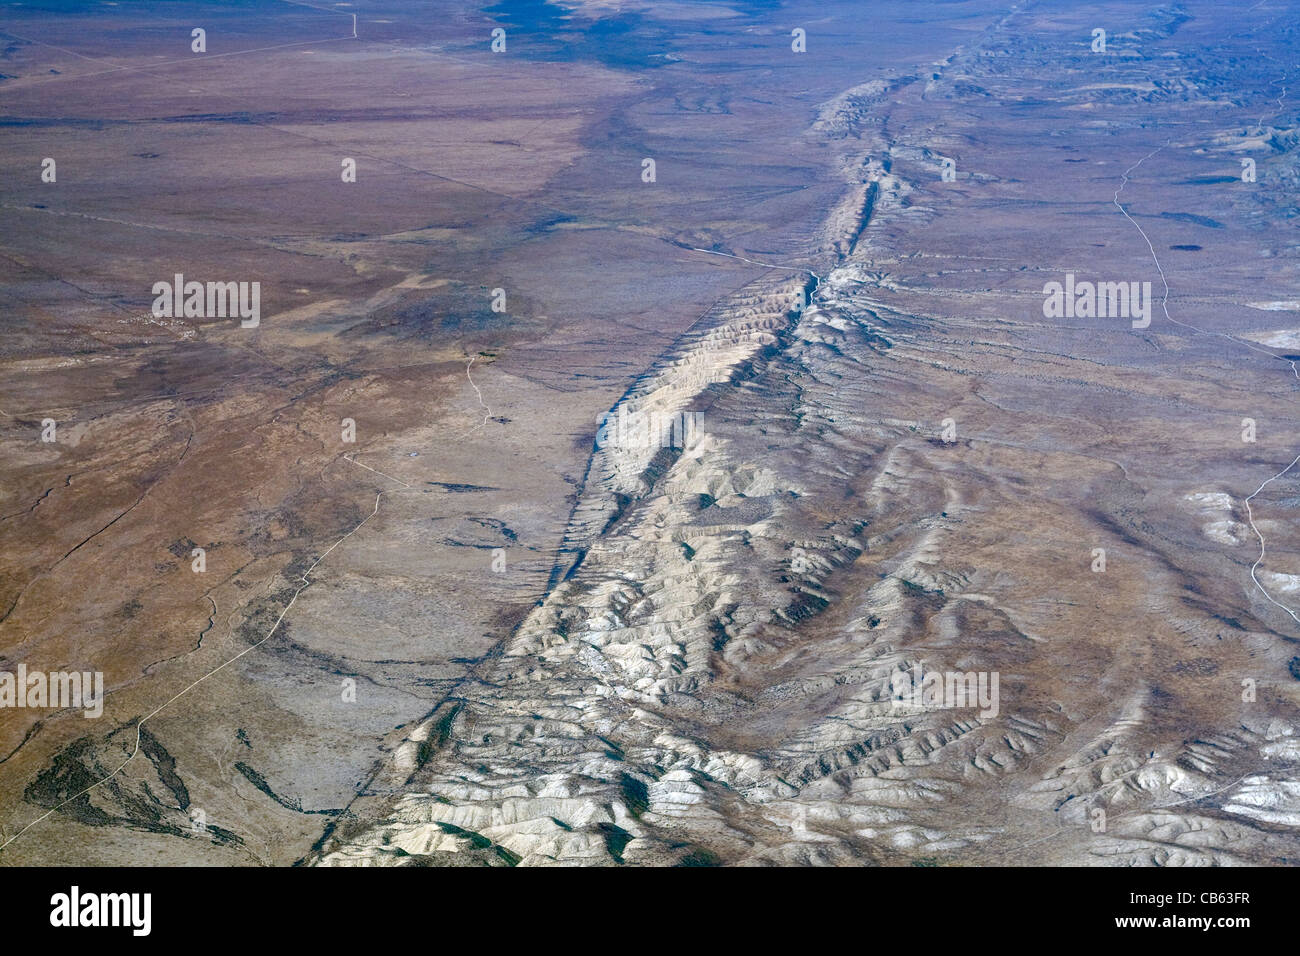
left=2, top=0, right=1299, bottom=867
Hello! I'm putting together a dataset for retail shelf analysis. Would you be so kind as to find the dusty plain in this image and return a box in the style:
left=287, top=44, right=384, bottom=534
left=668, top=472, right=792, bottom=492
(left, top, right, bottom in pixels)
left=1, top=0, right=1299, bottom=866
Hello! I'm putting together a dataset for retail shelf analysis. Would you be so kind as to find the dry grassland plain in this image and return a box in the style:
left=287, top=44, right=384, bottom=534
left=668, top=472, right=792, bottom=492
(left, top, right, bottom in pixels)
left=0, top=0, right=1298, bottom=868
